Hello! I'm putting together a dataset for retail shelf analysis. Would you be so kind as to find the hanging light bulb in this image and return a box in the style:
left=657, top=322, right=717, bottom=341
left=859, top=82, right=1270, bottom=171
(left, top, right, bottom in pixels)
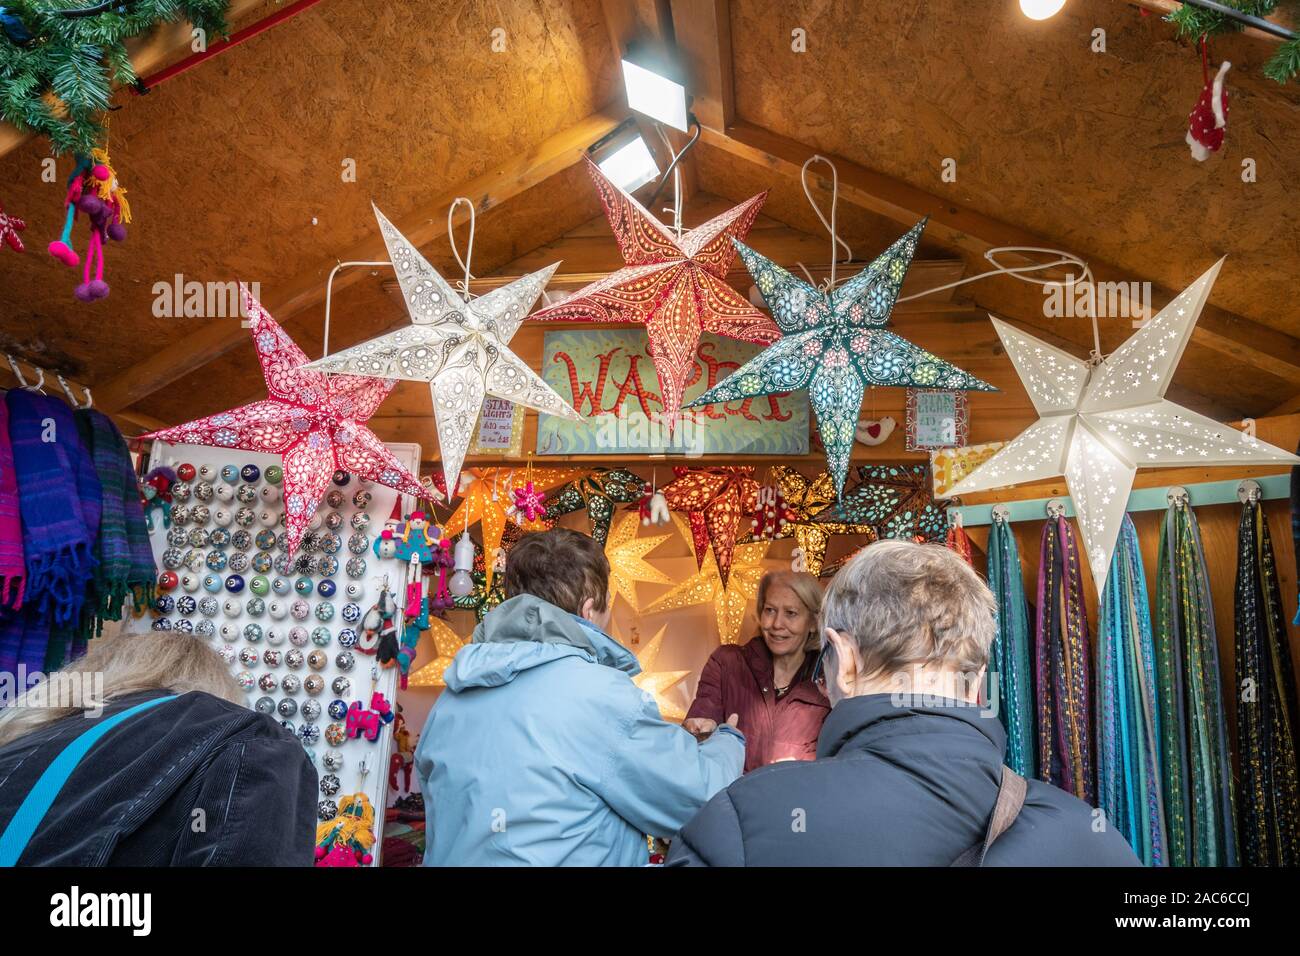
left=1019, top=0, right=1065, bottom=19
left=448, top=532, right=476, bottom=597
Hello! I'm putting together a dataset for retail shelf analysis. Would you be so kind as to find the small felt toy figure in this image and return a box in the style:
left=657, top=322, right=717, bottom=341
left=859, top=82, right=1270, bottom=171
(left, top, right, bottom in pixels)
left=854, top=415, right=896, bottom=446
left=345, top=692, right=396, bottom=741
left=358, top=585, right=399, bottom=655
left=635, top=480, right=671, bottom=526
left=388, top=707, right=414, bottom=792
left=313, top=793, right=376, bottom=867
left=393, top=511, right=438, bottom=564
left=373, top=527, right=399, bottom=560
left=0, top=199, right=26, bottom=252
left=49, top=148, right=130, bottom=300
left=1187, top=44, right=1230, bottom=162
left=140, top=466, right=176, bottom=532
left=382, top=595, right=426, bottom=688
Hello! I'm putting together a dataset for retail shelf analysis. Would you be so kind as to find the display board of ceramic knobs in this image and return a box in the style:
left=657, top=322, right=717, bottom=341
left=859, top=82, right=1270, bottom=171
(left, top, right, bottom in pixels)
left=138, top=442, right=423, bottom=864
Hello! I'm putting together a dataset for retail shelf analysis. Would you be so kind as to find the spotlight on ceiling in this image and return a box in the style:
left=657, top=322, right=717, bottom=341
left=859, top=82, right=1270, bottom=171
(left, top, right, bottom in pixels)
left=1019, top=0, right=1066, bottom=19
left=588, top=119, right=661, bottom=193
left=620, top=42, right=689, bottom=132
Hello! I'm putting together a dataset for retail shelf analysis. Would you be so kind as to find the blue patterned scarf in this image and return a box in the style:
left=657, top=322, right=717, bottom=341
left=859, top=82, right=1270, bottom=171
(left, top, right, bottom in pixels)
left=987, top=516, right=1036, bottom=778
left=1097, top=515, right=1167, bottom=866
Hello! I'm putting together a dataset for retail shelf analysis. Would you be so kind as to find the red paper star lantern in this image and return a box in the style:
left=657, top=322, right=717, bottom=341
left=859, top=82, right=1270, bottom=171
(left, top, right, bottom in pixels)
left=145, top=285, right=424, bottom=557
left=528, top=157, right=779, bottom=417
left=659, top=466, right=760, bottom=587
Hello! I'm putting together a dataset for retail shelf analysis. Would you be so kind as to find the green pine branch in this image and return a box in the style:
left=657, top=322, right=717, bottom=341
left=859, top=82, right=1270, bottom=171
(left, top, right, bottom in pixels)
left=0, top=0, right=232, bottom=154
left=1165, top=0, right=1300, bottom=84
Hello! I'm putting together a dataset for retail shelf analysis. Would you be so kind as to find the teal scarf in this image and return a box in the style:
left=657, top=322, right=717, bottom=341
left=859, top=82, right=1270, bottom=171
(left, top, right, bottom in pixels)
left=987, top=516, right=1036, bottom=778
left=1098, top=516, right=1167, bottom=866
left=1155, top=502, right=1236, bottom=866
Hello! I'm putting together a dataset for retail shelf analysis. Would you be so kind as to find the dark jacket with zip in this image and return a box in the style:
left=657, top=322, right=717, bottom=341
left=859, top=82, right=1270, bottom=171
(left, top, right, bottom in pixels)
left=0, top=690, right=317, bottom=866
left=666, top=694, right=1142, bottom=866
left=686, top=636, right=830, bottom=772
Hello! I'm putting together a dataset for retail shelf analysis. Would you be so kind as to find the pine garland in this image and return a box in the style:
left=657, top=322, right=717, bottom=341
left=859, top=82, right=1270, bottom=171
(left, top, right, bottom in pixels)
left=1165, top=0, right=1300, bottom=84
left=0, top=0, right=230, bottom=154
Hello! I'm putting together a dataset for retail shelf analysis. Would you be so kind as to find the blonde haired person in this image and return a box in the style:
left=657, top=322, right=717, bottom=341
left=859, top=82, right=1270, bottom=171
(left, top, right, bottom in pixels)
left=0, top=632, right=316, bottom=866
left=684, top=570, right=830, bottom=772
left=668, top=541, right=1140, bottom=867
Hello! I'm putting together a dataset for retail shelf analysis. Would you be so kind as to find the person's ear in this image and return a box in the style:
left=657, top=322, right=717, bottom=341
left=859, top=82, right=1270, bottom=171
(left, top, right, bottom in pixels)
left=824, top=627, right=859, bottom=699
left=580, top=597, right=597, bottom=622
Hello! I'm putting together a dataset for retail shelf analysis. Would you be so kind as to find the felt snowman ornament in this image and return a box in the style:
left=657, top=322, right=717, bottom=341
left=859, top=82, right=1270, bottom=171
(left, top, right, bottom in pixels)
left=1187, top=54, right=1230, bottom=162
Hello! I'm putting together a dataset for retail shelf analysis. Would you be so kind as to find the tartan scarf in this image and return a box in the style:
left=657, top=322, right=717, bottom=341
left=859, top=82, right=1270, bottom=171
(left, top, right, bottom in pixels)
left=1, top=390, right=99, bottom=677
left=1097, top=515, right=1167, bottom=866
left=988, top=516, right=1036, bottom=778
left=75, top=408, right=155, bottom=634
left=0, top=399, right=23, bottom=609
left=1035, top=515, right=1094, bottom=804
left=1155, top=502, right=1237, bottom=867
left=1233, top=499, right=1300, bottom=866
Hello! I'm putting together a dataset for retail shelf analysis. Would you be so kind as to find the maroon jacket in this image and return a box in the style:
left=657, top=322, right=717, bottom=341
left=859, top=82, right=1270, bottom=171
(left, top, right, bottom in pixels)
left=686, top=637, right=831, bottom=773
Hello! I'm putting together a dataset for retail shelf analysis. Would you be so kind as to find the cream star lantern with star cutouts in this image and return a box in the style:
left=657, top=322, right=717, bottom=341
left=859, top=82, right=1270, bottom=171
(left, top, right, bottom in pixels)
left=948, top=259, right=1300, bottom=589
left=302, top=204, right=583, bottom=494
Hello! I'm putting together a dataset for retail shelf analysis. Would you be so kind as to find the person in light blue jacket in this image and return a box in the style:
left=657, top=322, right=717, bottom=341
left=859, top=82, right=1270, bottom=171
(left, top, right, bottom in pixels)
left=416, top=528, right=744, bottom=866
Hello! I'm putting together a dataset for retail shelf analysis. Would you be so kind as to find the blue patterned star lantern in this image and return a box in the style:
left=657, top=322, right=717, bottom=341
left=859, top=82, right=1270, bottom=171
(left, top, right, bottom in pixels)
left=683, top=219, right=996, bottom=495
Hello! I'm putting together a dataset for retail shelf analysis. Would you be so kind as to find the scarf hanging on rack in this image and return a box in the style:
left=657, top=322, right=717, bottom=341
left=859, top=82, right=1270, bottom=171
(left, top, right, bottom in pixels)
left=1155, top=501, right=1236, bottom=867
left=0, top=399, right=24, bottom=610
left=988, top=515, right=1036, bottom=778
left=1035, top=515, right=1094, bottom=804
left=1234, top=498, right=1300, bottom=866
left=1291, top=441, right=1299, bottom=626
left=944, top=518, right=973, bottom=566
left=1, top=390, right=99, bottom=676
left=1098, top=515, right=1167, bottom=866
left=75, top=408, right=155, bottom=635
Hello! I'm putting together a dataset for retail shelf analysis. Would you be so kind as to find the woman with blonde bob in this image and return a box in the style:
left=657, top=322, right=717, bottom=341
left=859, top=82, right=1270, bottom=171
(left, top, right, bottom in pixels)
left=0, top=632, right=316, bottom=866
left=684, top=570, right=830, bottom=772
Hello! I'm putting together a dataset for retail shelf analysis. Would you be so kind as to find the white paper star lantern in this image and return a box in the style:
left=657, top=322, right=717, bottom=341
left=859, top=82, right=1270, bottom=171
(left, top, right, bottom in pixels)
left=950, top=259, right=1300, bottom=589
left=302, top=204, right=583, bottom=493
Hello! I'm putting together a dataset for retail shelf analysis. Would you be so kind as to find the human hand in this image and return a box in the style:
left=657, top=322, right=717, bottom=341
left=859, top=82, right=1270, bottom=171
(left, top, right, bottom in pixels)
left=684, top=717, right=718, bottom=739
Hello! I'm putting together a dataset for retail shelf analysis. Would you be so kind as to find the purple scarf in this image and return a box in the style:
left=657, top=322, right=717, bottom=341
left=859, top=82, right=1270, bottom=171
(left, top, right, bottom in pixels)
left=0, top=400, right=22, bottom=609
left=1, top=390, right=99, bottom=677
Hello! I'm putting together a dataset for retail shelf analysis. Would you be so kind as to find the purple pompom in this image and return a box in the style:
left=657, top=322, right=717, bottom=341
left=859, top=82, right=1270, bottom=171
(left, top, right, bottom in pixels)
left=76, top=195, right=105, bottom=217
left=106, top=222, right=127, bottom=242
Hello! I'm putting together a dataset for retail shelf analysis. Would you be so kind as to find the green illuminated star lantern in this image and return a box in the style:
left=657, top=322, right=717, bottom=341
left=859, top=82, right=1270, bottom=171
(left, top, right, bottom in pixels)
left=684, top=219, right=996, bottom=495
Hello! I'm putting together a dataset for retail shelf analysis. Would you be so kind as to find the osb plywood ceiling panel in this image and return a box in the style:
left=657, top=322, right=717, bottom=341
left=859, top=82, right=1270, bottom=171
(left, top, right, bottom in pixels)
left=0, top=0, right=618, bottom=381
left=728, top=0, right=1300, bottom=341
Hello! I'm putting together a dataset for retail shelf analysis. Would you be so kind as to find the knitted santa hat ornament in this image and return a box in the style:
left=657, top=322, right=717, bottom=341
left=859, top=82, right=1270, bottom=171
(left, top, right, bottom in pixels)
left=1187, top=38, right=1229, bottom=162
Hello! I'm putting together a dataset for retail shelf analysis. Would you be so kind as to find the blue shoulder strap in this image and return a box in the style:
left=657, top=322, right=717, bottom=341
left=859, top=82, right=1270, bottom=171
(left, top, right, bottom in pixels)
left=0, top=694, right=177, bottom=866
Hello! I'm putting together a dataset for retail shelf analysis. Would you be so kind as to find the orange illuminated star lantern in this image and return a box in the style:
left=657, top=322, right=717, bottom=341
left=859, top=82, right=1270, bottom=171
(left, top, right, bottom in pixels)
left=659, top=466, right=760, bottom=587
left=631, top=625, right=690, bottom=722
left=446, top=466, right=585, bottom=590
left=605, top=512, right=673, bottom=612
left=528, top=157, right=780, bottom=417
left=406, top=617, right=470, bottom=688
left=643, top=541, right=770, bottom=645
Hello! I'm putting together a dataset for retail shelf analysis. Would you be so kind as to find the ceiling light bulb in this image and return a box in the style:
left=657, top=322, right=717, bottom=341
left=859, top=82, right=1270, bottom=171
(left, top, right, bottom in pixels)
left=1019, top=0, right=1066, bottom=19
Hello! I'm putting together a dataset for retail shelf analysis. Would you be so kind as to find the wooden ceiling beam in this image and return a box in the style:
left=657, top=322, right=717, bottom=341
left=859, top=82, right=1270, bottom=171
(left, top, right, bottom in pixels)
left=702, top=121, right=1300, bottom=383
left=94, top=107, right=629, bottom=414
left=0, top=0, right=269, bottom=162
left=1122, top=1, right=1293, bottom=45
left=669, top=0, right=735, bottom=133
